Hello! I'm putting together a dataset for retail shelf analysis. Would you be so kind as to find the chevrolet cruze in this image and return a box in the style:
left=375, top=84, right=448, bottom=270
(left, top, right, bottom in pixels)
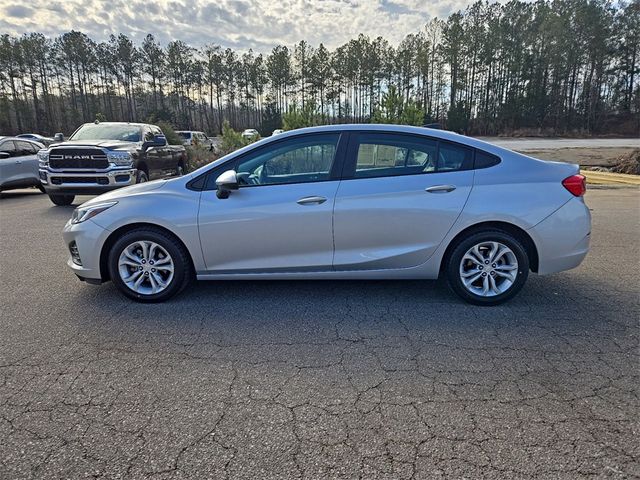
left=62, top=125, right=591, bottom=305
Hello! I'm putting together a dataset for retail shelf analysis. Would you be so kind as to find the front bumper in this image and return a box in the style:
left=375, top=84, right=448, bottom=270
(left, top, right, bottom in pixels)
left=62, top=218, right=111, bottom=282
left=40, top=168, right=136, bottom=193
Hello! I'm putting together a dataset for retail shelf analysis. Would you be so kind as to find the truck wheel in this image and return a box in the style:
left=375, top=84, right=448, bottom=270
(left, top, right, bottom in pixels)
left=136, top=171, right=148, bottom=183
left=48, top=194, right=75, bottom=206
left=176, top=163, right=185, bottom=176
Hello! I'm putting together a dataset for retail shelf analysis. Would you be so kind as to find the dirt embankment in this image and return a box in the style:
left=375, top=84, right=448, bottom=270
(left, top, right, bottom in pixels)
left=518, top=147, right=636, bottom=167
left=609, top=149, right=640, bottom=175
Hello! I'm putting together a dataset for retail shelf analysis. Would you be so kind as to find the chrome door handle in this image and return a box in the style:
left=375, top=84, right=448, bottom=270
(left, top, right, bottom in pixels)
left=297, top=196, right=327, bottom=205
left=425, top=185, right=456, bottom=193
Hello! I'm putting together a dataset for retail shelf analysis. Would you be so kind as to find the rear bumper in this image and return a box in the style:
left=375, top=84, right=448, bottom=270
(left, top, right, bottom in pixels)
left=529, top=197, right=591, bottom=275
left=40, top=168, right=136, bottom=194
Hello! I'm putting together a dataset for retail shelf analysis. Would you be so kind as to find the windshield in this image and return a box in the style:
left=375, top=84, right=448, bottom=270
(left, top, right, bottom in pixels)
left=70, top=124, right=142, bottom=142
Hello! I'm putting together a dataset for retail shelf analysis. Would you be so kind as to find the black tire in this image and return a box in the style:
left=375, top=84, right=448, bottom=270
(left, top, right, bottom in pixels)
left=48, top=193, right=75, bottom=206
left=176, top=162, right=185, bottom=176
left=108, top=227, right=192, bottom=302
left=446, top=230, right=529, bottom=306
left=136, top=170, right=149, bottom=183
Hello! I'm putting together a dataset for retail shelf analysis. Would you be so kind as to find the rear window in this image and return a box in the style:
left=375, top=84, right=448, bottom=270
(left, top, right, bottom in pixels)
left=475, top=150, right=501, bottom=169
left=178, top=132, right=191, bottom=139
left=438, top=142, right=473, bottom=171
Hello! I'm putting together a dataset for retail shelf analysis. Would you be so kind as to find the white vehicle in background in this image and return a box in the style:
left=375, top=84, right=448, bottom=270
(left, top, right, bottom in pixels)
left=271, top=129, right=285, bottom=136
left=176, top=131, right=214, bottom=151
left=242, top=129, right=260, bottom=140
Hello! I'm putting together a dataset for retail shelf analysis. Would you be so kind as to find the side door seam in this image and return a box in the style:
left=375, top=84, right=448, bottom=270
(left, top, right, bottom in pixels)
left=331, top=131, right=353, bottom=270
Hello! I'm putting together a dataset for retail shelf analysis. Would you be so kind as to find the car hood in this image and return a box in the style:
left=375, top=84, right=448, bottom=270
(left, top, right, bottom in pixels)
left=51, top=140, right=139, bottom=150
left=81, top=180, right=167, bottom=206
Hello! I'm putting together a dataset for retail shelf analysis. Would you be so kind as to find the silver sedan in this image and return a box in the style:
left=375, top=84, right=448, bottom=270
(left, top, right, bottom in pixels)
left=62, top=125, right=591, bottom=305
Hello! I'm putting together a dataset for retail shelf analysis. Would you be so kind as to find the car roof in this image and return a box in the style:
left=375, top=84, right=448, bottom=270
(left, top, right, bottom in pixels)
left=0, top=136, right=45, bottom=146
left=254, top=124, right=515, bottom=157
left=82, top=122, right=147, bottom=128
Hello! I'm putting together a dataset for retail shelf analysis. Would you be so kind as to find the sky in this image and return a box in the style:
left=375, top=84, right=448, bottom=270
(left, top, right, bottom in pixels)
left=0, top=0, right=473, bottom=52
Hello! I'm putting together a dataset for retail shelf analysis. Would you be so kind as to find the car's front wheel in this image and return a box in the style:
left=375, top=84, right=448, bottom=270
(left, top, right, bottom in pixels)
left=446, top=230, right=529, bottom=306
left=108, top=227, right=192, bottom=302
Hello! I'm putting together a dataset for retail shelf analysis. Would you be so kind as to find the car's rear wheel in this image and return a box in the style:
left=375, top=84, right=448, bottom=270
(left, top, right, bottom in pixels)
left=48, top=194, right=75, bottom=206
left=108, top=228, right=192, bottom=302
left=446, top=230, right=529, bottom=306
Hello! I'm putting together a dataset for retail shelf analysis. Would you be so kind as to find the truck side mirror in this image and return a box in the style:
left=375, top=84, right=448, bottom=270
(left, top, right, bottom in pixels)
left=142, top=135, right=167, bottom=151
left=53, top=133, right=64, bottom=142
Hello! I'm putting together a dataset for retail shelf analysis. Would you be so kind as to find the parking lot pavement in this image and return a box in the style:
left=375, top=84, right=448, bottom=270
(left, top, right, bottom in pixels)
left=0, top=188, right=638, bottom=479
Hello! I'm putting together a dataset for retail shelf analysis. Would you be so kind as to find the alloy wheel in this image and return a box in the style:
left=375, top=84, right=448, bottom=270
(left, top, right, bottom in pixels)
left=117, top=240, right=174, bottom=295
left=459, top=241, right=518, bottom=297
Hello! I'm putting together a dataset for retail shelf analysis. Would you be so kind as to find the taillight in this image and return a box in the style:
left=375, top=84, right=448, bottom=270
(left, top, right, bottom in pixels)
left=562, top=174, right=586, bottom=196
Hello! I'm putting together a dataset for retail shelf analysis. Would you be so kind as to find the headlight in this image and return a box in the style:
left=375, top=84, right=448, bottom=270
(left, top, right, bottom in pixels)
left=37, top=150, right=49, bottom=167
left=107, top=151, right=133, bottom=167
left=71, top=201, right=118, bottom=224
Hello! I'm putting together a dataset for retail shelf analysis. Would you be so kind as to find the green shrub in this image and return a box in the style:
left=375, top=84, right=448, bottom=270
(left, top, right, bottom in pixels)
left=156, top=120, right=183, bottom=145
left=219, top=120, right=250, bottom=155
left=283, top=102, right=322, bottom=130
left=372, top=86, right=424, bottom=126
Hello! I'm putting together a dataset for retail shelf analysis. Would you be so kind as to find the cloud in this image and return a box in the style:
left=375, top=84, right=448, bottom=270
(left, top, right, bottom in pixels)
left=4, top=4, right=33, bottom=17
left=0, top=0, right=473, bottom=51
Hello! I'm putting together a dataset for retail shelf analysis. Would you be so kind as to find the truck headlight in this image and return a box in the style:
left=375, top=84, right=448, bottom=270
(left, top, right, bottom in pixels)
left=37, top=150, right=49, bottom=167
left=71, top=201, right=118, bottom=224
left=107, top=151, right=133, bottom=167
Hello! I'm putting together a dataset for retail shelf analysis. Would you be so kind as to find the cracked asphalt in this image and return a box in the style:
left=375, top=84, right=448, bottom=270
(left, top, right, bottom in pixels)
left=0, top=188, right=638, bottom=479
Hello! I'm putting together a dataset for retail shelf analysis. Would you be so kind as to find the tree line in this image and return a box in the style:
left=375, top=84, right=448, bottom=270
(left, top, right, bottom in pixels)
left=0, top=0, right=638, bottom=137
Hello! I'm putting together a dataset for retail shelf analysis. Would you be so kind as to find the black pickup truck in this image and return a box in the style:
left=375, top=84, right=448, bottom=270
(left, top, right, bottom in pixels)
left=38, top=122, right=187, bottom=205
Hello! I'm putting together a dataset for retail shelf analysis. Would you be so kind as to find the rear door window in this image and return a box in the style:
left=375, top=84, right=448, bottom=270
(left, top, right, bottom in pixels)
left=349, top=133, right=449, bottom=179
left=345, top=133, right=475, bottom=179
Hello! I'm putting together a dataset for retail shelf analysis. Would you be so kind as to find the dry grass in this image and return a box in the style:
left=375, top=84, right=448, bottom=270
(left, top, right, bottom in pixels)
left=186, top=146, right=219, bottom=172
left=610, top=149, right=640, bottom=175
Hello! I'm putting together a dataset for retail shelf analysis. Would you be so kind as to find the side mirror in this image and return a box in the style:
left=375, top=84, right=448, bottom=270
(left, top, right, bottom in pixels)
left=53, top=133, right=64, bottom=142
left=215, top=170, right=239, bottom=199
left=142, top=134, right=167, bottom=151
left=0, top=152, right=10, bottom=159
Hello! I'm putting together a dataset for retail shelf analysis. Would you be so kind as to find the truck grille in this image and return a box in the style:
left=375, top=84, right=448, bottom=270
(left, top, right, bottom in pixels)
left=49, top=148, right=109, bottom=169
left=50, top=177, right=109, bottom=185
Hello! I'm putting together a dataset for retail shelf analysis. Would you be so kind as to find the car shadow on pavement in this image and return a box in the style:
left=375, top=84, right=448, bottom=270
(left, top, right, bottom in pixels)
left=0, top=189, right=44, bottom=200
left=72, top=271, right=636, bottom=338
